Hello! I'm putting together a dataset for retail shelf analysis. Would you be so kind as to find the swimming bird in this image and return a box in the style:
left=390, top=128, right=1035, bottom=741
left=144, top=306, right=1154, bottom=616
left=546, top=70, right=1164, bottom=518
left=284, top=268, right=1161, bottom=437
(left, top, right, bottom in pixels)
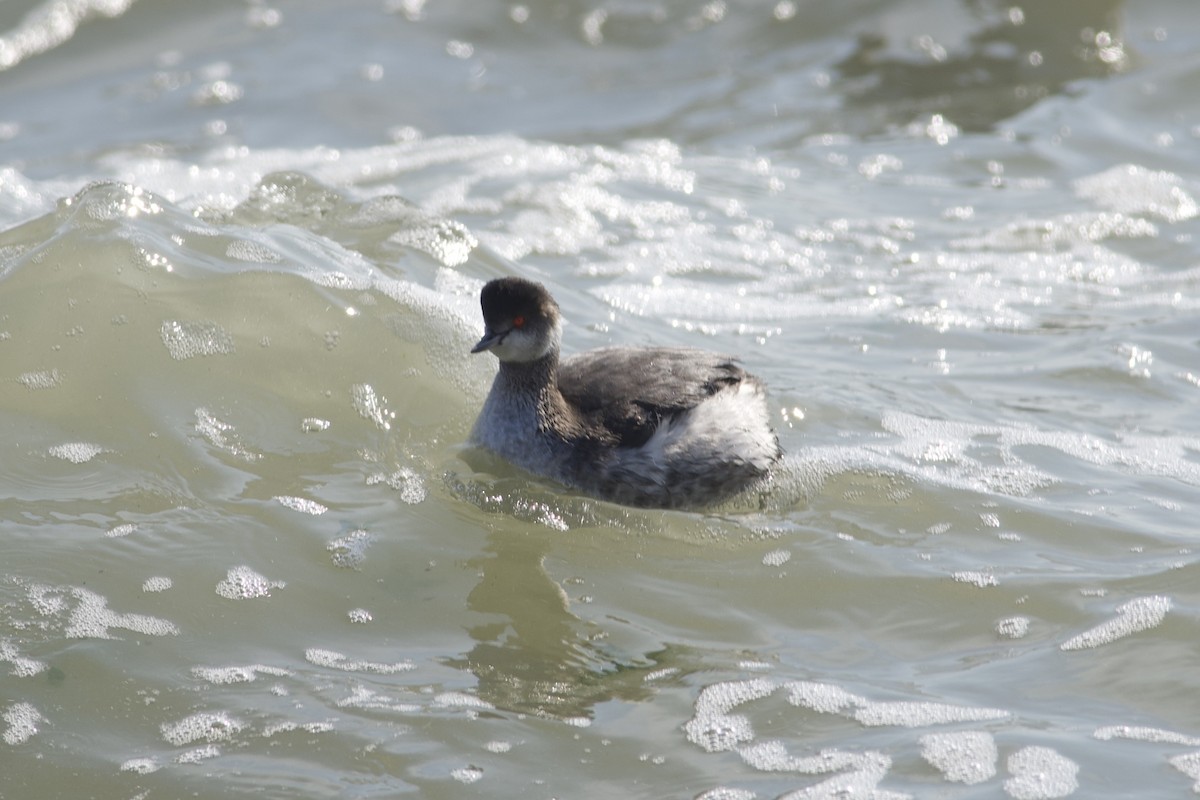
left=468, top=277, right=781, bottom=509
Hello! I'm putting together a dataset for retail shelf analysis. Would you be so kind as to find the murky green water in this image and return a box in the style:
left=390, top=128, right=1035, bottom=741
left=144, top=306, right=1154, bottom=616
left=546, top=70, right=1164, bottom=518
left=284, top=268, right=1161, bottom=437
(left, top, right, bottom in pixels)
left=3, top=1, right=1200, bottom=797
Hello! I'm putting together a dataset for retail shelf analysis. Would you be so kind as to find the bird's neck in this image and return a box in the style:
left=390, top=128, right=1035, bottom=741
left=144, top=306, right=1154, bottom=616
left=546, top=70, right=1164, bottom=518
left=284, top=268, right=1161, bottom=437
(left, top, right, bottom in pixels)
left=496, top=346, right=560, bottom=396
left=495, top=347, right=585, bottom=436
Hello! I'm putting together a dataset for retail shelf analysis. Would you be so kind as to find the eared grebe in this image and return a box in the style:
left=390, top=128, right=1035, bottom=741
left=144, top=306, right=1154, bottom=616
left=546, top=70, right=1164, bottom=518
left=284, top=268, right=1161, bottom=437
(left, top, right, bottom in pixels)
left=468, top=277, right=781, bottom=509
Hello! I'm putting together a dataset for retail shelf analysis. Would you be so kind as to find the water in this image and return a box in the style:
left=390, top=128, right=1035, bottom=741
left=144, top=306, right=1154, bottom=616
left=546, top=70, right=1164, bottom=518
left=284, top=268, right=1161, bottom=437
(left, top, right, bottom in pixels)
left=3, top=0, right=1200, bottom=797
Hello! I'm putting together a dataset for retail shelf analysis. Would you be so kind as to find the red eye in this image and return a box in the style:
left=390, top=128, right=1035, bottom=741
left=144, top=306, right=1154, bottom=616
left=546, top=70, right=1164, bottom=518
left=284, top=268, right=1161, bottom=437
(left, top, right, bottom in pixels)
left=513, top=315, right=526, bottom=328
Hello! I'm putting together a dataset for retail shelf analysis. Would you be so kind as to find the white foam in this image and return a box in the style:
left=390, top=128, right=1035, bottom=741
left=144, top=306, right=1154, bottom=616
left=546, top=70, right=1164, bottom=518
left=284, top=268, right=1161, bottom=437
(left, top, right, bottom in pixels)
left=274, top=495, right=328, bottom=515
left=1060, top=595, right=1171, bottom=651
left=2, top=702, right=45, bottom=745
left=347, top=608, right=373, bottom=623
left=142, top=576, right=172, bottom=593
left=739, top=740, right=886, bottom=778
left=64, top=587, right=179, bottom=639
left=0, top=0, right=137, bottom=73
left=120, top=757, right=160, bottom=774
left=433, top=691, right=494, bottom=710
left=1003, top=746, right=1079, bottom=799
left=995, top=616, right=1030, bottom=639
left=160, top=712, right=244, bottom=746
left=26, top=583, right=67, bottom=616
left=262, top=720, right=336, bottom=737
left=762, top=548, right=791, bottom=567
left=879, top=410, right=1200, bottom=496
left=785, top=681, right=860, bottom=714
left=952, top=571, right=999, bottom=588
left=1075, top=164, right=1198, bottom=223
left=366, top=468, right=427, bottom=504
left=387, top=214, right=477, bottom=267
left=351, top=382, right=392, bottom=430
left=684, top=679, right=777, bottom=753
left=0, top=639, right=47, bottom=677
left=852, top=700, right=1008, bottom=728
left=175, top=744, right=221, bottom=763
left=17, top=368, right=62, bottom=390
left=327, top=529, right=371, bottom=568
left=919, top=731, right=997, bottom=785
left=160, top=319, right=234, bottom=359
left=784, top=681, right=1009, bottom=728
left=335, top=685, right=420, bottom=713
left=194, top=407, right=261, bottom=462
left=215, top=566, right=284, bottom=599
left=695, top=789, right=756, bottom=800
left=226, top=239, right=282, bottom=263
left=450, top=765, right=484, bottom=784
left=191, top=664, right=292, bottom=685
left=304, top=647, right=415, bottom=674
left=105, top=523, right=136, bottom=538
left=763, top=749, right=901, bottom=799
left=1170, top=752, right=1200, bottom=792
left=1093, top=725, right=1200, bottom=746
left=47, top=442, right=106, bottom=464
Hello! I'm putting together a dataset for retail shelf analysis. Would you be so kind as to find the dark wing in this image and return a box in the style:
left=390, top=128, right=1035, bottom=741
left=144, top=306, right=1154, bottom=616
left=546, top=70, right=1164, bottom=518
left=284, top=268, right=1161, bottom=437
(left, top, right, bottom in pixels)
left=556, top=347, right=748, bottom=449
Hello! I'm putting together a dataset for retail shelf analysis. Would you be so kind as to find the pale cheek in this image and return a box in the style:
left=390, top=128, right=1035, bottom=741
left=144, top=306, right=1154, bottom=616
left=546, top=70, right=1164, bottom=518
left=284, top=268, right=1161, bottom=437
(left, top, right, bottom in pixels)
left=493, top=331, right=540, bottom=362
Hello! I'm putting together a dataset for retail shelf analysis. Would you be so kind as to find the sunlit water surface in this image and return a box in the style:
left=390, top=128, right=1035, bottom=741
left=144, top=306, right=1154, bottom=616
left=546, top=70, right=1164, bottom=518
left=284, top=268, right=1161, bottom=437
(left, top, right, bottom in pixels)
left=3, top=0, right=1200, bottom=797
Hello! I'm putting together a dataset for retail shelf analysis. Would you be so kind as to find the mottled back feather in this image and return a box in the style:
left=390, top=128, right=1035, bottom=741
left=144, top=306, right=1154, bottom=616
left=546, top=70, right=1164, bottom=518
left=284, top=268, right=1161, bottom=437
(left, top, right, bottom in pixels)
left=557, top=346, right=750, bottom=449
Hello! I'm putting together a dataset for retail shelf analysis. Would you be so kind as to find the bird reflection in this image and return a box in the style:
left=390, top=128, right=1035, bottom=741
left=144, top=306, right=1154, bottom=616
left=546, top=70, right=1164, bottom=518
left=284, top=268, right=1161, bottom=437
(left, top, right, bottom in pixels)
left=442, top=476, right=688, bottom=719
left=447, top=524, right=667, bottom=719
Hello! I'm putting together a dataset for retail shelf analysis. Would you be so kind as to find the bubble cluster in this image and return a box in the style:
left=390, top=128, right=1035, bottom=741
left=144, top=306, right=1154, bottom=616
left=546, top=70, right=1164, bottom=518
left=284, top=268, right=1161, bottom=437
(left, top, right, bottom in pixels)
left=920, top=731, right=998, bottom=785
left=450, top=765, right=483, bottom=784
left=63, top=586, right=179, bottom=639
left=0, top=639, right=46, bottom=677
left=160, top=319, right=234, bottom=360
left=17, top=368, right=62, bottom=390
left=215, top=566, right=284, bottom=599
left=366, top=468, right=426, bottom=504
left=1061, top=595, right=1171, bottom=651
left=1171, top=752, right=1200, bottom=791
left=274, top=495, right=328, bottom=515
left=995, top=616, right=1030, bottom=639
left=141, top=576, right=173, bottom=593
left=160, top=712, right=245, bottom=746
left=1093, top=725, right=1200, bottom=746
left=327, top=529, right=371, bottom=568
left=47, top=442, right=105, bottom=464
left=761, top=548, right=791, bottom=567
left=304, top=647, right=414, bottom=674
left=1004, top=746, right=1080, bottom=799
left=175, top=743, right=221, bottom=764
left=1074, top=163, right=1198, bottom=223
left=194, top=407, right=261, bottom=462
left=682, top=678, right=1093, bottom=796
left=191, top=664, right=292, bottom=685
left=2, top=703, right=45, bottom=745
left=387, top=212, right=477, bottom=267
left=684, top=679, right=776, bottom=753
left=433, top=692, right=494, bottom=711
left=351, top=383, right=392, bottom=430
left=120, top=757, right=160, bottom=774
left=225, top=239, right=281, bottom=263
left=953, top=570, right=999, bottom=588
